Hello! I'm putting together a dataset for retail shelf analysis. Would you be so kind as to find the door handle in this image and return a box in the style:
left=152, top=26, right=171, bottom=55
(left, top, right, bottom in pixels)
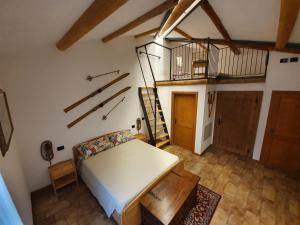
left=270, top=128, right=275, bottom=136
left=218, top=118, right=221, bottom=125
left=174, top=118, right=177, bottom=124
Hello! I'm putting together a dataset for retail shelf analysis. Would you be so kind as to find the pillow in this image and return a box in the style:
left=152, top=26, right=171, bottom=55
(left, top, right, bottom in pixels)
left=108, top=129, right=135, bottom=146
left=77, top=135, right=114, bottom=160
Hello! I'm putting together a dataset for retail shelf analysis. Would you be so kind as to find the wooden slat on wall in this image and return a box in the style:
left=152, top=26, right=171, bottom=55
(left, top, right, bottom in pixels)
left=56, top=0, right=128, bottom=51
left=102, top=0, right=178, bottom=43
left=276, top=0, right=300, bottom=49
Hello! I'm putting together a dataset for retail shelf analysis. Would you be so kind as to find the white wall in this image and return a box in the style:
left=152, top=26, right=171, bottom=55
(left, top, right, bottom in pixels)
left=0, top=80, right=33, bottom=225
left=159, top=51, right=300, bottom=160
left=216, top=51, right=300, bottom=160
left=0, top=38, right=146, bottom=191
left=157, top=84, right=215, bottom=154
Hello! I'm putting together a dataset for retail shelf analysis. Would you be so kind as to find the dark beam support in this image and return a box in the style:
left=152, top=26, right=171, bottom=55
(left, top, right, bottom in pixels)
left=159, top=0, right=197, bottom=36
left=56, top=0, right=128, bottom=51
left=199, top=0, right=240, bottom=54
left=134, top=27, right=161, bottom=38
left=276, top=0, right=300, bottom=49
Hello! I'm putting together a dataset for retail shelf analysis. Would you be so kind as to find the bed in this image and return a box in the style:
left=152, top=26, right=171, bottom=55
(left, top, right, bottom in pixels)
left=73, top=134, right=181, bottom=225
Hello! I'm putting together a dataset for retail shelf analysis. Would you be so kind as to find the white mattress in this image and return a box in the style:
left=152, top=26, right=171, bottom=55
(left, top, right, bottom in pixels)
left=80, top=139, right=179, bottom=217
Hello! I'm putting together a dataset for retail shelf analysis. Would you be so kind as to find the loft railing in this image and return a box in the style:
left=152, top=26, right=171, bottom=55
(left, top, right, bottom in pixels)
left=169, top=40, right=269, bottom=80
left=135, top=40, right=269, bottom=144
left=218, top=47, right=269, bottom=78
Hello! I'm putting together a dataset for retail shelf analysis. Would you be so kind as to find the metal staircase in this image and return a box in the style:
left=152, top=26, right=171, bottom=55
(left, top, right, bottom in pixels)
left=138, top=87, right=170, bottom=148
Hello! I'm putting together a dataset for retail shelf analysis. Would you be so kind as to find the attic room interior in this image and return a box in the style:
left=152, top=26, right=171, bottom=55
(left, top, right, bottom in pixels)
left=0, top=0, right=300, bottom=225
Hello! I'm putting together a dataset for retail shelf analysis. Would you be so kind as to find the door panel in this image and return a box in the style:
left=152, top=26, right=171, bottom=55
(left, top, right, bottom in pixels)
left=261, top=91, right=300, bottom=175
left=214, top=91, right=262, bottom=157
left=172, top=93, right=197, bottom=151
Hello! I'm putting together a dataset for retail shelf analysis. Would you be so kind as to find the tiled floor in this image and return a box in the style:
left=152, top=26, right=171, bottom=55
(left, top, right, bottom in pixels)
left=32, top=182, right=115, bottom=225
left=164, top=145, right=300, bottom=225
left=32, top=145, right=300, bottom=225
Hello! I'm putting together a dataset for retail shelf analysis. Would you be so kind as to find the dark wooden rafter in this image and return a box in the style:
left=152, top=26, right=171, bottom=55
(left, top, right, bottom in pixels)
left=276, top=0, right=300, bottom=49
left=159, top=0, right=197, bottom=36
left=165, top=37, right=300, bottom=54
left=102, top=0, right=178, bottom=43
left=199, top=0, right=240, bottom=54
left=56, top=0, right=128, bottom=51
left=155, top=9, right=173, bottom=38
left=174, top=27, right=207, bottom=50
left=174, top=27, right=192, bottom=40
left=134, top=27, right=161, bottom=38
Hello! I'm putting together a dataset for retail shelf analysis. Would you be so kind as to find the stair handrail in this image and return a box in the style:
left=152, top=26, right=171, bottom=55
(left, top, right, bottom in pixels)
left=136, top=41, right=172, bottom=145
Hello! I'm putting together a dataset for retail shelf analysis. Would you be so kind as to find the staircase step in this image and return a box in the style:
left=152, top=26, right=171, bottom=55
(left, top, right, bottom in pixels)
left=142, top=93, right=155, bottom=97
left=141, top=87, right=154, bottom=89
left=145, top=103, right=160, bottom=108
left=156, top=133, right=168, bottom=139
left=156, top=139, right=170, bottom=148
left=147, top=109, right=162, bottom=114
left=151, top=121, right=166, bottom=126
left=145, top=98, right=159, bottom=101
left=153, top=128, right=165, bottom=134
left=148, top=117, right=160, bottom=122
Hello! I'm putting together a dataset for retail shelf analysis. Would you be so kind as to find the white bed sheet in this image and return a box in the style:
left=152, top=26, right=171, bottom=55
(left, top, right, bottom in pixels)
left=80, top=139, right=179, bottom=217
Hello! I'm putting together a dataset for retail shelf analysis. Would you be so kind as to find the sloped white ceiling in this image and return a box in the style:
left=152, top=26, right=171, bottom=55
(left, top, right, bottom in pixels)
left=169, top=0, right=300, bottom=43
left=0, top=0, right=165, bottom=54
left=0, top=0, right=300, bottom=55
left=168, top=6, right=223, bottom=39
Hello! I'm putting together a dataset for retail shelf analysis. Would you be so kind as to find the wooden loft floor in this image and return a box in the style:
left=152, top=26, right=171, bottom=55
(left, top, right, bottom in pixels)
left=156, top=77, right=266, bottom=86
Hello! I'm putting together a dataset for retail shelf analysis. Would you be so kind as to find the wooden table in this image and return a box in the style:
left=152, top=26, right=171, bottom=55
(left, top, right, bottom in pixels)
left=48, top=159, right=78, bottom=195
left=141, top=168, right=200, bottom=225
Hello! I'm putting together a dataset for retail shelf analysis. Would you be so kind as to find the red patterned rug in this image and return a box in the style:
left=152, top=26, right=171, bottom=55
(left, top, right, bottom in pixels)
left=183, top=185, right=221, bottom=225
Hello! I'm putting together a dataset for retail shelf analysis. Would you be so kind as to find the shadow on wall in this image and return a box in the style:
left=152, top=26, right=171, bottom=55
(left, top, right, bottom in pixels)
left=0, top=174, right=23, bottom=225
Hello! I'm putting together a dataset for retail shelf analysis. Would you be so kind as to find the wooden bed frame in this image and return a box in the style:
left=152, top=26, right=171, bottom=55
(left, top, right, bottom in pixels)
left=72, top=132, right=183, bottom=225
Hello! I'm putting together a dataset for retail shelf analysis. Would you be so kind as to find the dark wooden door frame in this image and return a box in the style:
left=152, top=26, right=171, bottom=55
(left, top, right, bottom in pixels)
left=171, top=92, right=198, bottom=153
left=213, top=91, right=263, bottom=158
left=260, top=90, right=300, bottom=164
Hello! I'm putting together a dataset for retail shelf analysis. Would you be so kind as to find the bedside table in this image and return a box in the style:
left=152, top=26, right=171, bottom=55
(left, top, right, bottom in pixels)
left=134, top=133, right=147, bottom=142
left=48, top=159, right=78, bottom=195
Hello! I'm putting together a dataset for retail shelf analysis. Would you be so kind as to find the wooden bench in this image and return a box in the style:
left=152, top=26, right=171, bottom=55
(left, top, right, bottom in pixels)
left=140, top=168, right=200, bottom=225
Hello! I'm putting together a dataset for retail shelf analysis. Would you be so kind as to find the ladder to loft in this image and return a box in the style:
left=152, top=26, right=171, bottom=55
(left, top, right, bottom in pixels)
left=138, top=87, right=170, bottom=148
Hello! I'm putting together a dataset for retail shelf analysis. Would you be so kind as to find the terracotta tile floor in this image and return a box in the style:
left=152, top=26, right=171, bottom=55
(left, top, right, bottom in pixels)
left=32, top=145, right=300, bottom=225
left=164, top=145, right=300, bottom=225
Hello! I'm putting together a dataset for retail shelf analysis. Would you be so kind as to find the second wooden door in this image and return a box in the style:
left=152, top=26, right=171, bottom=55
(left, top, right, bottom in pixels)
left=172, top=92, right=198, bottom=151
left=261, top=91, right=300, bottom=175
left=214, top=91, right=262, bottom=157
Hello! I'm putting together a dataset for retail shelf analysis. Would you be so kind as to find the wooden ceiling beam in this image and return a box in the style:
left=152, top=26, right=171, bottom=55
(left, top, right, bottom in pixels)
left=174, top=27, right=192, bottom=40
left=102, top=0, right=178, bottom=43
left=159, top=0, right=197, bottom=36
left=174, top=27, right=207, bottom=50
left=134, top=27, right=161, bottom=38
left=199, top=0, right=240, bottom=54
left=165, top=37, right=300, bottom=54
left=276, top=0, right=300, bottom=49
left=56, top=0, right=128, bottom=51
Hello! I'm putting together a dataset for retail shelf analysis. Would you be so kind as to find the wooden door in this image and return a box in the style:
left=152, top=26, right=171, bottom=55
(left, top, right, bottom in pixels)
left=171, top=92, right=198, bottom=151
left=214, top=91, right=262, bottom=157
left=261, top=91, right=300, bottom=175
